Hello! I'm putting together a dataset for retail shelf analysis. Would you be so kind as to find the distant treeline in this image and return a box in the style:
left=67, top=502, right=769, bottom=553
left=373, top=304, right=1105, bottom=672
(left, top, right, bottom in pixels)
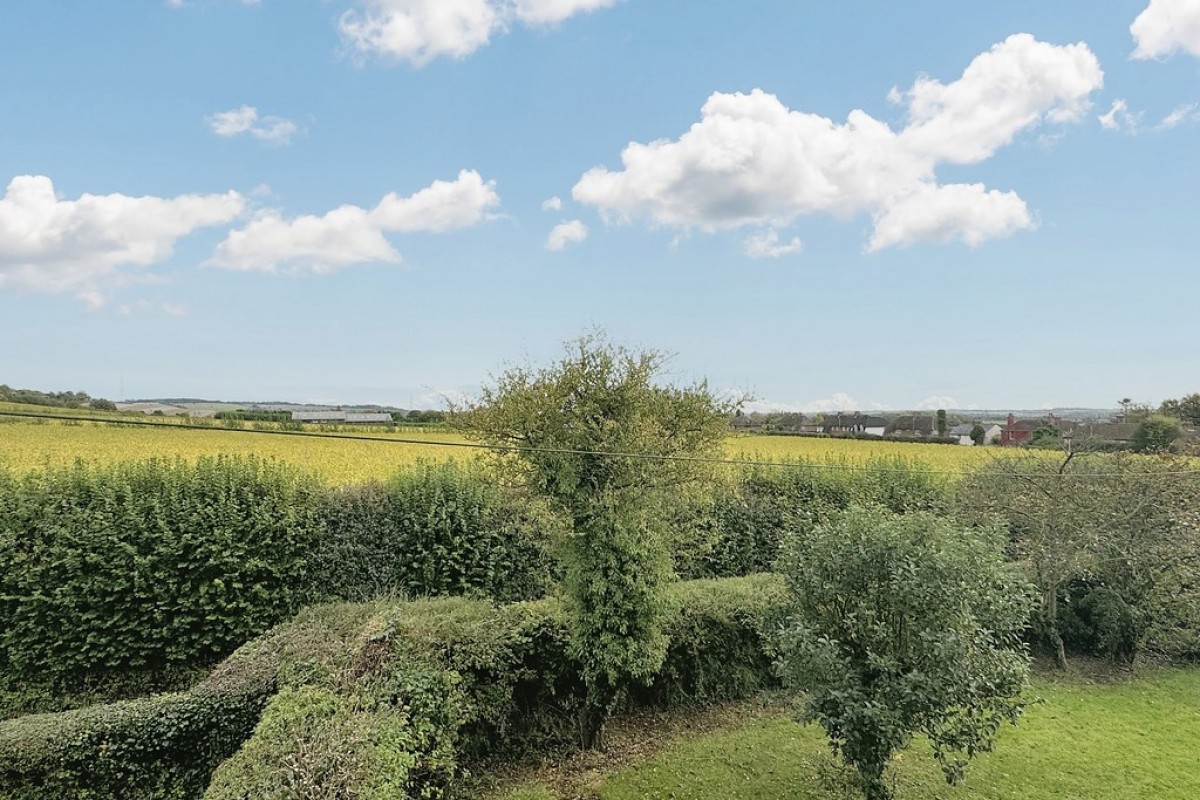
left=0, top=384, right=115, bottom=411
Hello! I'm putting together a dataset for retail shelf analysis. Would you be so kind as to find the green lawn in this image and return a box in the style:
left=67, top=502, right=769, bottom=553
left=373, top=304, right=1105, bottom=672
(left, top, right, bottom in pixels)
left=495, top=669, right=1200, bottom=800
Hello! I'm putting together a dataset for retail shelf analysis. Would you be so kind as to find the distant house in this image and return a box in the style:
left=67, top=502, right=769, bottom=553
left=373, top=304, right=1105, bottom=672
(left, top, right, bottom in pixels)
left=1000, top=415, right=1046, bottom=446
left=1060, top=421, right=1139, bottom=445
left=885, top=415, right=939, bottom=437
left=822, top=413, right=889, bottom=437
left=948, top=422, right=1002, bottom=446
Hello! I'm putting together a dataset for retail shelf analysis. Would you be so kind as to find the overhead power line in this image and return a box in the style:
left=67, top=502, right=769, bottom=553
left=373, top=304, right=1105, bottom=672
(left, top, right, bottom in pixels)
left=1, top=409, right=1197, bottom=478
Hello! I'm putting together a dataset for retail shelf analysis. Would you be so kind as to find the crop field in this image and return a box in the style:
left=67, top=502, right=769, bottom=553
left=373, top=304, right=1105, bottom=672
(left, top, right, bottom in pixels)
left=0, top=410, right=1028, bottom=485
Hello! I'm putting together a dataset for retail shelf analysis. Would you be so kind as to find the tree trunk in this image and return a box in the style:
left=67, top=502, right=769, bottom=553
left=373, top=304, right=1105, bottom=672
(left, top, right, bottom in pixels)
left=1045, top=588, right=1068, bottom=670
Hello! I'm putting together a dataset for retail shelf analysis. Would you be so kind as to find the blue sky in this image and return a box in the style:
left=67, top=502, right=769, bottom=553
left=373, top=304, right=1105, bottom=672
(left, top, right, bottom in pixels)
left=2, top=1, right=1198, bottom=412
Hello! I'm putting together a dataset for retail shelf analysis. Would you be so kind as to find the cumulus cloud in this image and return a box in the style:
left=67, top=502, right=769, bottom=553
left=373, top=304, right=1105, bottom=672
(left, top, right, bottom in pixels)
left=742, top=228, right=802, bottom=258
left=1098, top=98, right=1142, bottom=132
left=1131, top=0, right=1200, bottom=60
left=0, top=175, right=243, bottom=302
left=210, top=169, right=499, bottom=272
left=573, top=34, right=1101, bottom=251
left=340, top=0, right=620, bottom=66
left=207, top=105, right=299, bottom=144
left=916, top=395, right=959, bottom=411
left=800, top=393, right=859, bottom=414
left=541, top=196, right=563, bottom=211
left=545, top=219, right=587, bottom=251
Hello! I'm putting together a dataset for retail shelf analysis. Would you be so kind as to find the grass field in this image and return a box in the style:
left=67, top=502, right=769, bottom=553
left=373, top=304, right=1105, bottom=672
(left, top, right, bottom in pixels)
left=0, top=407, right=1027, bottom=484
left=495, top=668, right=1200, bottom=800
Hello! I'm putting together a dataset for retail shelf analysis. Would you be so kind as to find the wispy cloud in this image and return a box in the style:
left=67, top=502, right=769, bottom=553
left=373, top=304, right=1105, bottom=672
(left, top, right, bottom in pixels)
left=545, top=219, right=587, bottom=251
left=207, top=105, right=300, bottom=145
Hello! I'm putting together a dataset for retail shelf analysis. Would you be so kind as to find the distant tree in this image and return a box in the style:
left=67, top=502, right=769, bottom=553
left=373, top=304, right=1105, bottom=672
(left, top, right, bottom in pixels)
left=936, top=409, right=948, bottom=437
left=1132, top=415, right=1184, bottom=453
left=1028, top=424, right=1061, bottom=449
left=454, top=333, right=734, bottom=748
left=778, top=507, right=1034, bottom=800
left=969, top=423, right=986, bottom=446
left=89, top=398, right=117, bottom=412
left=1160, top=393, right=1200, bottom=426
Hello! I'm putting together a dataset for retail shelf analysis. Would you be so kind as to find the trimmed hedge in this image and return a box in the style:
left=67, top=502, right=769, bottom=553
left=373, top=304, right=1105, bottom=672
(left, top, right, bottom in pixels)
left=0, top=575, right=786, bottom=799
left=0, top=458, right=323, bottom=696
left=309, top=462, right=560, bottom=603
left=0, top=459, right=557, bottom=710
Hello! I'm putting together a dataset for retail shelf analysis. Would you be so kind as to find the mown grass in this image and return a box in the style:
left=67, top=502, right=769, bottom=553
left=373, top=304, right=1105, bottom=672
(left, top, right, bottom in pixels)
left=495, top=669, right=1200, bottom=800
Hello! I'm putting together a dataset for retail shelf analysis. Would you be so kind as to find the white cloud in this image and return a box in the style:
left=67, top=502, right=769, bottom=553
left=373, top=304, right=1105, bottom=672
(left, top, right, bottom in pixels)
left=916, top=395, right=959, bottom=411
left=1098, top=98, right=1142, bottom=132
left=573, top=34, right=1101, bottom=252
left=1161, top=102, right=1200, bottom=128
left=1131, top=0, right=1200, bottom=60
left=541, top=196, right=563, bottom=211
left=512, top=0, right=620, bottom=25
left=339, top=0, right=619, bottom=66
left=800, top=393, right=859, bottom=414
left=545, top=219, right=588, bottom=251
left=0, top=175, right=243, bottom=302
left=868, top=183, right=1034, bottom=251
left=742, top=228, right=801, bottom=258
left=207, top=105, right=299, bottom=145
left=210, top=169, right=500, bottom=273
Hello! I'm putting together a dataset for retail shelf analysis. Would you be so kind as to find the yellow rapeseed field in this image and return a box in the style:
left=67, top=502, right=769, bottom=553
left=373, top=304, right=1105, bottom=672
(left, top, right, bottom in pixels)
left=0, top=411, right=1019, bottom=484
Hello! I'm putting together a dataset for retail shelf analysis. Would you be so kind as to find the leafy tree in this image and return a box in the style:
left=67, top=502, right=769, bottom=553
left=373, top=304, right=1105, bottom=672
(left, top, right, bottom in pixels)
left=957, top=454, right=1200, bottom=666
left=969, top=423, right=986, bottom=446
left=1028, top=424, right=1061, bottom=449
left=453, top=334, right=733, bottom=747
left=1132, top=414, right=1184, bottom=453
left=935, top=409, right=947, bottom=437
left=777, top=506, right=1034, bottom=800
left=1160, top=392, right=1200, bottom=426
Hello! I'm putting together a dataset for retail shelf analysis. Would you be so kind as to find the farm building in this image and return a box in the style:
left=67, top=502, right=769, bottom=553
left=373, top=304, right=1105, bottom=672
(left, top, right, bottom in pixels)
left=291, top=411, right=394, bottom=425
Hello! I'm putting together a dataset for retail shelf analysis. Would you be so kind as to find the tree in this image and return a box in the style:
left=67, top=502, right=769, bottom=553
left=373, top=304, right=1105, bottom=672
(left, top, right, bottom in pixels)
left=936, top=409, right=947, bottom=437
left=1132, top=414, right=1184, bottom=453
left=1160, top=392, right=1200, bottom=426
left=969, top=423, right=986, bottom=446
left=1028, top=423, right=1061, bottom=449
left=957, top=454, right=1200, bottom=666
left=453, top=334, right=733, bottom=747
left=777, top=506, right=1034, bottom=800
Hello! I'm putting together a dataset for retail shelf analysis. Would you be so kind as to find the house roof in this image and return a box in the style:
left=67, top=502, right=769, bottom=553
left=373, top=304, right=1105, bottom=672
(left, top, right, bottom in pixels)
left=885, top=415, right=938, bottom=435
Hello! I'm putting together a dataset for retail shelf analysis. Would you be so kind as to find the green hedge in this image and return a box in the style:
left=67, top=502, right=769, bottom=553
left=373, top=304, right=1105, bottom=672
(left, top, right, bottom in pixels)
left=0, top=626, right=285, bottom=800
left=204, top=574, right=786, bottom=799
left=0, top=458, right=323, bottom=696
left=0, top=575, right=785, bottom=799
left=0, top=459, right=557, bottom=709
left=309, top=462, right=559, bottom=603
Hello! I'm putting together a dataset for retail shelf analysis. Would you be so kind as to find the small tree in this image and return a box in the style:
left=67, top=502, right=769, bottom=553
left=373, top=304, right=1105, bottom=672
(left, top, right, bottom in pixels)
left=454, top=334, right=733, bottom=747
left=969, top=423, right=986, bottom=446
left=777, top=506, right=1034, bottom=800
left=935, top=409, right=948, bottom=437
left=1132, top=415, right=1183, bottom=453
